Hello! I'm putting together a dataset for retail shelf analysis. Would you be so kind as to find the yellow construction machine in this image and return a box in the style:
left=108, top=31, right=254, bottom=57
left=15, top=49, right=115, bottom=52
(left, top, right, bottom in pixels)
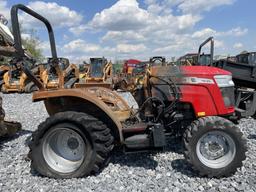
left=75, top=57, right=113, bottom=88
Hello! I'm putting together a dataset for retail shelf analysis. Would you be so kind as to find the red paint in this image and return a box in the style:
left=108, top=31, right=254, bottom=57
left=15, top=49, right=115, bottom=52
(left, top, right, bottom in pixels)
left=180, top=66, right=234, bottom=117
left=181, top=66, right=231, bottom=76
left=123, top=59, right=141, bottom=73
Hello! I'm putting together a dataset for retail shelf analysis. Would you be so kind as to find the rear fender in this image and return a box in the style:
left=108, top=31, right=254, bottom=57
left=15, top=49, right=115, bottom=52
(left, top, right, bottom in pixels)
left=33, top=88, right=132, bottom=142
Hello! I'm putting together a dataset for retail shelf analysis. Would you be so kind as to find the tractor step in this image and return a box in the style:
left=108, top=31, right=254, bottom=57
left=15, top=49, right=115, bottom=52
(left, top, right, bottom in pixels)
left=124, top=124, right=166, bottom=150
left=124, top=134, right=150, bottom=149
left=122, top=123, right=147, bottom=133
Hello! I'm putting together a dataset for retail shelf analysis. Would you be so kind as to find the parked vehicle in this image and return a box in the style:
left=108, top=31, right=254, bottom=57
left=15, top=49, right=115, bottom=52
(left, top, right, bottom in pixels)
left=1, top=4, right=247, bottom=179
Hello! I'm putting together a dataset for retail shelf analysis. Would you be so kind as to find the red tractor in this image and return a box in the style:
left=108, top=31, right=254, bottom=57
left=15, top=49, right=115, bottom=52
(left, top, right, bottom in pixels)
left=6, top=4, right=247, bottom=179
left=123, top=59, right=141, bottom=74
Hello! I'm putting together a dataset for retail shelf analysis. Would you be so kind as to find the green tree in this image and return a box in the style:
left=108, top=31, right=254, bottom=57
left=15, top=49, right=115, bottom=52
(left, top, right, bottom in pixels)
left=22, top=29, right=44, bottom=62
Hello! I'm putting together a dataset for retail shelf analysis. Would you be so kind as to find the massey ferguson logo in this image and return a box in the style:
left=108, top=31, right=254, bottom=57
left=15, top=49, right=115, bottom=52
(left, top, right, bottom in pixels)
left=182, top=77, right=215, bottom=84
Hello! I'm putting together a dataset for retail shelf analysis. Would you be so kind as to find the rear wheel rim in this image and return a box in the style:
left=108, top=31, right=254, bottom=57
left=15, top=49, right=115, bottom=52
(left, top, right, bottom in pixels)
left=196, top=130, right=236, bottom=169
left=42, top=127, right=86, bottom=173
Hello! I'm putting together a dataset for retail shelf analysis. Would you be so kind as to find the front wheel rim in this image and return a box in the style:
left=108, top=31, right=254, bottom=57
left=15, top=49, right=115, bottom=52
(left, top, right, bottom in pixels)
left=42, top=127, right=86, bottom=173
left=196, top=130, right=236, bottom=169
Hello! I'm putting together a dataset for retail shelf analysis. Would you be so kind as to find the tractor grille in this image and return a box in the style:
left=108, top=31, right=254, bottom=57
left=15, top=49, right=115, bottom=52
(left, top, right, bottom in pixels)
left=220, top=87, right=235, bottom=107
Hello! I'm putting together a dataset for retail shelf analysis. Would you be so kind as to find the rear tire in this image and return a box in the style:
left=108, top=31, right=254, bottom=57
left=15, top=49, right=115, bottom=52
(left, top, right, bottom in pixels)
left=28, top=111, right=114, bottom=178
left=183, top=116, right=247, bottom=178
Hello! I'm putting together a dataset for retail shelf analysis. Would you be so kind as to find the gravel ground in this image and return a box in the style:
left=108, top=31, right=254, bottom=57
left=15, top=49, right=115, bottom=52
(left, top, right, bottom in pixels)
left=0, top=93, right=256, bottom=192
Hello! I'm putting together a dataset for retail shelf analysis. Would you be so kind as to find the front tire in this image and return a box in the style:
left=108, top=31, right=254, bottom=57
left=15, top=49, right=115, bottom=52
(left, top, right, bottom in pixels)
left=183, top=116, right=247, bottom=178
left=28, top=111, right=114, bottom=178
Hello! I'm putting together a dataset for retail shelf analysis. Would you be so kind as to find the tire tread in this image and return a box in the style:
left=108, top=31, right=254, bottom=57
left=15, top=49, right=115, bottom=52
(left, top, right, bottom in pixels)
left=183, top=116, right=247, bottom=178
left=28, top=111, right=114, bottom=178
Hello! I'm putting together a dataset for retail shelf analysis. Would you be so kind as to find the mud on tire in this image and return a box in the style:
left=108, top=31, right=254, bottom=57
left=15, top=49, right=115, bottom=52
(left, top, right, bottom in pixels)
left=183, top=116, right=247, bottom=178
left=28, top=111, right=114, bottom=178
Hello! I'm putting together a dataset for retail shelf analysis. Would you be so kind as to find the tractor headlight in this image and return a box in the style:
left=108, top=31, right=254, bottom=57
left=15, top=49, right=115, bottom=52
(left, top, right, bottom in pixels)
left=214, top=75, right=234, bottom=88
left=214, top=75, right=235, bottom=107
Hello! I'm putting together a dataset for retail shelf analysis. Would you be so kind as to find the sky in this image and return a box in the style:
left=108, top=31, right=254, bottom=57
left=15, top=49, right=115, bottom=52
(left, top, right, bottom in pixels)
left=0, top=0, right=255, bottom=63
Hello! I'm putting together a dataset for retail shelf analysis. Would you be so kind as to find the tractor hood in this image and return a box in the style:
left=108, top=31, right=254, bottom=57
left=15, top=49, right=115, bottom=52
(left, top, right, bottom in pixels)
left=149, top=65, right=232, bottom=87
left=150, top=65, right=231, bottom=78
left=181, top=66, right=231, bottom=76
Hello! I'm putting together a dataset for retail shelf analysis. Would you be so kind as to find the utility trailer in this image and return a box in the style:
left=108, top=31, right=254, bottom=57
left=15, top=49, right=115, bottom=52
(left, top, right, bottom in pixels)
left=213, top=52, right=256, bottom=88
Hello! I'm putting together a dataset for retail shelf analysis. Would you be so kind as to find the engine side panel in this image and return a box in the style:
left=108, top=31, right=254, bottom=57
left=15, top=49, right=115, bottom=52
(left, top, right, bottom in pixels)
left=179, top=84, right=234, bottom=117
left=150, top=65, right=235, bottom=117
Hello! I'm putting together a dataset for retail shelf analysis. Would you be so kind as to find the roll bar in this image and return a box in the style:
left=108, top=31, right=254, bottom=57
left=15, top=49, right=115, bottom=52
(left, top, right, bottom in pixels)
left=11, top=4, right=58, bottom=60
left=10, top=4, right=61, bottom=90
left=197, top=37, right=214, bottom=66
